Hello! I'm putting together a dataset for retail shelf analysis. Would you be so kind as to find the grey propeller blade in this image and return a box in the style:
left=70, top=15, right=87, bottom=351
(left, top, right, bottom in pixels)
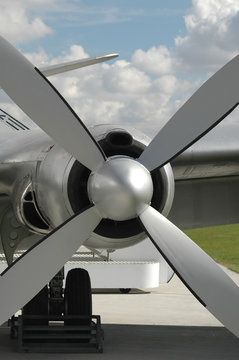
left=0, top=206, right=101, bottom=325
left=139, top=55, right=239, bottom=172
left=0, top=36, right=106, bottom=171
left=139, top=205, right=239, bottom=337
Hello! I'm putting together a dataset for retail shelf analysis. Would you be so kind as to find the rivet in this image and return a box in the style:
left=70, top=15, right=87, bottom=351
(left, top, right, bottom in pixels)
left=10, top=232, right=18, bottom=240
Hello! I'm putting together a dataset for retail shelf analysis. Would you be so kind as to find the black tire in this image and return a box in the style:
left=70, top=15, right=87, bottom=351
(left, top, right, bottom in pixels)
left=10, top=325, right=18, bottom=339
left=64, top=268, right=92, bottom=326
left=22, top=285, right=49, bottom=326
left=120, top=288, right=131, bottom=294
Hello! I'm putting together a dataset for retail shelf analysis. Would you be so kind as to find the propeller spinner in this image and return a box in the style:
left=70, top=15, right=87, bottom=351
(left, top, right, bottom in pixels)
left=0, top=35, right=239, bottom=337
left=88, top=156, right=153, bottom=221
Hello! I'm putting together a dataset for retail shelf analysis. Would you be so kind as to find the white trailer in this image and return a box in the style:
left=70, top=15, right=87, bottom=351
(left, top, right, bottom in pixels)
left=65, top=238, right=174, bottom=290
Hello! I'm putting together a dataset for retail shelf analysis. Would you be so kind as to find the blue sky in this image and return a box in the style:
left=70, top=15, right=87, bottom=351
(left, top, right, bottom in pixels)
left=22, top=0, right=192, bottom=60
left=0, top=0, right=239, bottom=135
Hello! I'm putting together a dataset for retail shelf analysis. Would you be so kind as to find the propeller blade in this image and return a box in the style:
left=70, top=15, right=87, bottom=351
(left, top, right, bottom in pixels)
left=139, top=55, right=239, bottom=172
left=0, top=36, right=106, bottom=171
left=0, top=205, right=101, bottom=325
left=139, top=205, right=239, bottom=337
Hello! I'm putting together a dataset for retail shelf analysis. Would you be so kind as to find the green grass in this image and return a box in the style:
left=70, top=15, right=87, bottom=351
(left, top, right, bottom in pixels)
left=184, top=223, right=239, bottom=273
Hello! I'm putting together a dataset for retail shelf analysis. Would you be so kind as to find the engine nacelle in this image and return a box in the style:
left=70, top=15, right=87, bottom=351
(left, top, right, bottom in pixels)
left=33, top=144, right=75, bottom=229
left=15, top=125, right=175, bottom=250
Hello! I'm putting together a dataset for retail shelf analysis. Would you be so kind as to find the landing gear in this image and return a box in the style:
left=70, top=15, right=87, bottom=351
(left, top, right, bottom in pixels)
left=22, top=285, right=49, bottom=325
left=49, top=268, right=64, bottom=315
left=22, top=269, right=93, bottom=323
left=11, top=268, right=103, bottom=352
left=64, top=268, right=92, bottom=326
left=64, top=268, right=92, bottom=343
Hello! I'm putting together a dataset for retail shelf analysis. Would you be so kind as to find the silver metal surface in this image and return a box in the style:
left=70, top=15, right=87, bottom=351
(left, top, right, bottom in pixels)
left=85, top=124, right=175, bottom=250
left=0, top=206, right=102, bottom=325
left=158, top=162, right=175, bottom=217
left=172, top=122, right=239, bottom=180
left=0, top=208, right=30, bottom=265
left=88, top=156, right=153, bottom=221
left=34, top=144, right=75, bottom=228
left=40, top=53, right=119, bottom=77
left=90, top=124, right=175, bottom=218
left=0, top=124, right=174, bottom=251
left=169, top=176, right=239, bottom=229
left=139, top=205, right=239, bottom=338
left=139, top=55, right=239, bottom=172
left=16, top=183, right=51, bottom=234
left=0, top=36, right=105, bottom=171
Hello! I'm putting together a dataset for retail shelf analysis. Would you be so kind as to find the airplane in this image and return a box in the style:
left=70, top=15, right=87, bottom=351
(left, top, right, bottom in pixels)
left=0, top=35, right=238, bottom=340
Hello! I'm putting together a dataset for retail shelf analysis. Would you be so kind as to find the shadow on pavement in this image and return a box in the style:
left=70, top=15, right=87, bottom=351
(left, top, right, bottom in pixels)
left=103, top=324, right=239, bottom=360
left=1, top=324, right=239, bottom=359
left=92, top=288, right=150, bottom=294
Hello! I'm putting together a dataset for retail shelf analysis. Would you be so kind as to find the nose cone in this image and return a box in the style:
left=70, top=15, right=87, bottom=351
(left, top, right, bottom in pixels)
left=87, top=156, right=154, bottom=221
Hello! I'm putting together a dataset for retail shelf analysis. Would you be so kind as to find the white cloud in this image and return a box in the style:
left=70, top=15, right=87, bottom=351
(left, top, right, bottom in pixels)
left=0, top=0, right=53, bottom=44
left=103, top=60, right=151, bottom=94
left=24, top=48, right=49, bottom=66
left=46, top=53, right=200, bottom=135
left=1, top=0, right=239, bottom=139
left=48, top=45, right=89, bottom=64
left=175, top=0, right=239, bottom=71
left=132, top=46, right=175, bottom=75
left=0, top=44, right=217, bottom=138
left=132, top=0, right=239, bottom=75
left=153, top=75, right=177, bottom=94
left=24, top=44, right=89, bottom=69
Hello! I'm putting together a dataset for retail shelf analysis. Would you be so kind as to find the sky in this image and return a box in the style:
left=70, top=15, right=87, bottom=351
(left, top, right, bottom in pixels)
left=0, top=0, right=239, bottom=136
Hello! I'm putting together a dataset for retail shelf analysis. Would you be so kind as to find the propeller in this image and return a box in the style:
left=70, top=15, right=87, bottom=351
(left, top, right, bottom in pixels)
left=0, top=206, right=102, bottom=325
left=139, top=55, right=239, bottom=171
left=0, top=36, right=105, bottom=172
left=139, top=206, right=239, bottom=337
left=0, top=36, right=239, bottom=337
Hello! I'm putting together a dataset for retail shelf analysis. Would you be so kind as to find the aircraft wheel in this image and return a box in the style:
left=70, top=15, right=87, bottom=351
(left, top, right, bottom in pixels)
left=10, top=325, right=18, bottom=339
left=22, top=285, right=49, bottom=325
left=120, top=288, right=131, bottom=294
left=64, top=268, right=92, bottom=326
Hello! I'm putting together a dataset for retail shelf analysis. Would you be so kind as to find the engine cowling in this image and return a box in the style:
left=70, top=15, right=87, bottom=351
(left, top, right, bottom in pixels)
left=17, top=125, right=175, bottom=250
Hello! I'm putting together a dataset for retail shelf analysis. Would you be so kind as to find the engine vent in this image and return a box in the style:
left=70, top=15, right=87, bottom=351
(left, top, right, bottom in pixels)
left=106, top=131, right=133, bottom=147
left=19, top=183, right=51, bottom=235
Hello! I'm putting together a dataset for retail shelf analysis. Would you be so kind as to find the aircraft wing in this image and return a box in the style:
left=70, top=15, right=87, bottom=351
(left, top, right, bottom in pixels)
left=39, top=53, right=119, bottom=77
left=169, top=122, right=239, bottom=229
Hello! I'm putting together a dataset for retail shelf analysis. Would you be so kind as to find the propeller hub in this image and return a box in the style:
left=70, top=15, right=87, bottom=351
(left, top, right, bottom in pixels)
left=87, top=156, right=153, bottom=221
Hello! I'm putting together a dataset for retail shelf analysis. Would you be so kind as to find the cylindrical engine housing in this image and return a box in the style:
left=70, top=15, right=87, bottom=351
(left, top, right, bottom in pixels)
left=19, top=125, right=175, bottom=250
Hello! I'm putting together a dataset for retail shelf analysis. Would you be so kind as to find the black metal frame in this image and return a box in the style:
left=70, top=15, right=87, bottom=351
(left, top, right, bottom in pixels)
left=11, top=314, right=103, bottom=353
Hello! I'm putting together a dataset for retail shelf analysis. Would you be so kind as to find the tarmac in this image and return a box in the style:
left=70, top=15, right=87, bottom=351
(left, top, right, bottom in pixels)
left=1, top=265, right=239, bottom=359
